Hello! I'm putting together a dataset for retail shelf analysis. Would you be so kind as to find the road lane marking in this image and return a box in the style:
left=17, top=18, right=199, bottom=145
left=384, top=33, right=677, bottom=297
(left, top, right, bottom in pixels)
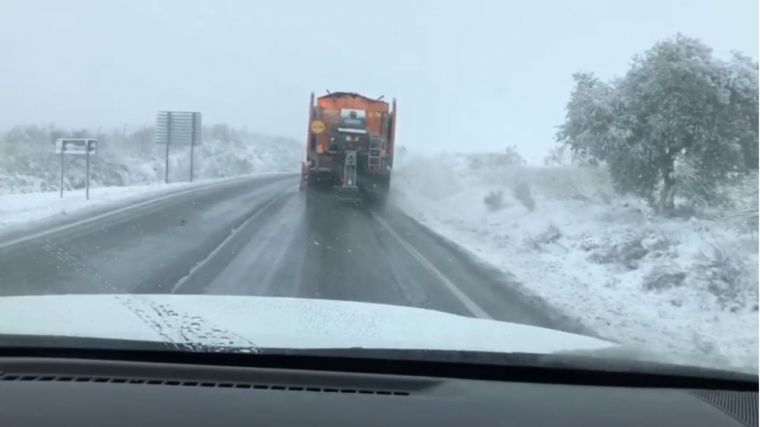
left=0, top=175, right=294, bottom=250
left=371, top=213, right=493, bottom=320
left=171, top=190, right=294, bottom=293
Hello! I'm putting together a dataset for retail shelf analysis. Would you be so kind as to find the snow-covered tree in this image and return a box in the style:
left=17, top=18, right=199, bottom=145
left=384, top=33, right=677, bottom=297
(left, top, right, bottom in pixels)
left=557, top=72, right=659, bottom=198
left=558, top=34, right=757, bottom=212
left=544, top=143, right=596, bottom=166
left=556, top=72, right=620, bottom=161
left=725, top=52, right=759, bottom=171
left=209, top=123, right=241, bottom=143
left=504, top=145, right=526, bottom=166
left=543, top=145, right=566, bottom=166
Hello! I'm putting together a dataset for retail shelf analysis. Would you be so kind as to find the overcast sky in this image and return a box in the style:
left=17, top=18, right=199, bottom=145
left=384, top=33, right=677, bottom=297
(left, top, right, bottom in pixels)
left=1, top=0, right=756, bottom=161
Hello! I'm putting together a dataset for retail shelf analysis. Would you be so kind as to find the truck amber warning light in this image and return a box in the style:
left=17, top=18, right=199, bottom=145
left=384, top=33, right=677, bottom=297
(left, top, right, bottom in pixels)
left=311, top=120, right=326, bottom=134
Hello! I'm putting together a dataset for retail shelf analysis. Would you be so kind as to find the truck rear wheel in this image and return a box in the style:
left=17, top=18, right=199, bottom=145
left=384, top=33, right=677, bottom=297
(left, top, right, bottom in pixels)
left=307, top=172, right=335, bottom=191
left=372, top=191, right=388, bottom=209
left=367, top=175, right=390, bottom=209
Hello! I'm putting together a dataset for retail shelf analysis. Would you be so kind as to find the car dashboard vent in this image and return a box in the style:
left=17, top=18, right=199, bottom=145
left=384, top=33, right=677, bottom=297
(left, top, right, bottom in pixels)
left=0, top=373, right=410, bottom=396
left=691, top=390, right=758, bottom=427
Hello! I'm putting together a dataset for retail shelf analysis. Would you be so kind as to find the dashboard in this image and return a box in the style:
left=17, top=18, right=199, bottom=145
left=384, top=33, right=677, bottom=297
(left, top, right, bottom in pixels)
left=0, top=356, right=756, bottom=426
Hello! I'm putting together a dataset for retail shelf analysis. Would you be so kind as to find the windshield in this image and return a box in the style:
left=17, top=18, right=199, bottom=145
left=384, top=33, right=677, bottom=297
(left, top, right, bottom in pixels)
left=0, top=1, right=757, bottom=376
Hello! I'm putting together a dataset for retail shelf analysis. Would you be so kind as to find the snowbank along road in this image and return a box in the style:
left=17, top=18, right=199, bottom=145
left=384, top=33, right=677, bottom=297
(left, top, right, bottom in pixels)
left=0, top=174, right=587, bottom=335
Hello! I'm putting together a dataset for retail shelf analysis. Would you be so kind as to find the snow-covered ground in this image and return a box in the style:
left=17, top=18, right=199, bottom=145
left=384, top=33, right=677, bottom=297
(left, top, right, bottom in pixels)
left=393, top=153, right=758, bottom=373
left=0, top=181, right=198, bottom=230
left=0, top=176, right=281, bottom=232
left=0, top=125, right=301, bottom=232
left=0, top=125, right=301, bottom=195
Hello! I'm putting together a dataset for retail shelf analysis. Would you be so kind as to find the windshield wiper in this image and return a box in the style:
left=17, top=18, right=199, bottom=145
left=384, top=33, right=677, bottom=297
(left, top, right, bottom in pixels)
left=0, top=335, right=755, bottom=391
left=259, top=347, right=757, bottom=388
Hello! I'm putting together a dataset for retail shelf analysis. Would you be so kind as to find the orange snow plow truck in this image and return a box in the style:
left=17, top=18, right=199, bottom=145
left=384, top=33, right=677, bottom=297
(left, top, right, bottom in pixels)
left=301, top=91, right=396, bottom=204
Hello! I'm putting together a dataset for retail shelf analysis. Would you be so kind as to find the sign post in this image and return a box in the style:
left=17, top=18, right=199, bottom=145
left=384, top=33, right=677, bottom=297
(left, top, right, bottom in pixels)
left=60, top=148, right=65, bottom=198
left=165, top=113, right=172, bottom=183
left=85, top=140, right=92, bottom=200
left=56, top=138, right=98, bottom=199
left=156, top=111, right=201, bottom=184
left=189, top=114, right=195, bottom=182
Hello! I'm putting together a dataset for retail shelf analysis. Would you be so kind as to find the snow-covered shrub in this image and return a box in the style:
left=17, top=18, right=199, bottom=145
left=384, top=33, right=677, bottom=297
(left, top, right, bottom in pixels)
left=537, top=225, right=562, bottom=244
left=717, top=171, right=759, bottom=232
left=694, top=245, right=754, bottom=308
left=641, top=233, right=674, bottom=252
left=543, top=145, right=570, bottom=166
left=512, top=180, right=535, bottom=211
left=589, top=237, right=649, bottom=269
left=493, top=165, right=615, bottom=203
left=617, top=239, right=649, bottom=269
left=673, top=157, right=726, bottom=209
left=641, top=233, right=678, bottom=262
left=468, top=156, right=483, bottom=171
left=503, top=145, right=526, bottom=166
left=544, top=144, right=598, bottom=166
left=524, top=225, right=563, bottom=251
left=435, top=154, right=615, bottom=205
left=643, top=266, right=686, bottom=291
left=535, top=225, right=562, bottom=247
left=483, top=189, right=504, bottom=211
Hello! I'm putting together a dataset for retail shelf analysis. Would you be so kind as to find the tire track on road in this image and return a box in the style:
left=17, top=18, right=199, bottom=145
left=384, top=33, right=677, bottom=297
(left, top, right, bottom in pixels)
left=370, top=212, right=493, bottom=319
left=171, top=188, right=297, bottom=294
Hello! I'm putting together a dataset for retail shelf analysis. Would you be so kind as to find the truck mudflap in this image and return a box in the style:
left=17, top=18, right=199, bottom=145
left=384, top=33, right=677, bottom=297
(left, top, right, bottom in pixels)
left=299, top=161, right=308, bottom=191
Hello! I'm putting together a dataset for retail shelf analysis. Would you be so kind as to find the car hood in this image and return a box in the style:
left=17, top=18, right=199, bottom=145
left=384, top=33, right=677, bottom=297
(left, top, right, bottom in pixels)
left=0, top=294, right=616, bottom=354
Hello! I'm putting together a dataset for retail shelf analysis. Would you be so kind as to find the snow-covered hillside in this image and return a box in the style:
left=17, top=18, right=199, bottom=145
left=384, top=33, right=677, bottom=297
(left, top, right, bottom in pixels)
left=393, top=152, right=758, bottom=373
left=0, top=125, right=301, bottom=195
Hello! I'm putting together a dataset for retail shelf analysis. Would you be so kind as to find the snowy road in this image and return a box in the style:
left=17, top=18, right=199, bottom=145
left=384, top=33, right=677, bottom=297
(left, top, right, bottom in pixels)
left=0, top=174, right=583, bottom=333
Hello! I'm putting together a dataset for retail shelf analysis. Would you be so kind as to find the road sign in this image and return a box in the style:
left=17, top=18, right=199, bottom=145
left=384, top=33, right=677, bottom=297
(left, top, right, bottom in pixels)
left=155, top=111, right=201, bottom=146
left=155, top=111, right=202, bottom=183
left=55, top=139, right=97, bottom=200
left=55, top=138, right=97, bottom=155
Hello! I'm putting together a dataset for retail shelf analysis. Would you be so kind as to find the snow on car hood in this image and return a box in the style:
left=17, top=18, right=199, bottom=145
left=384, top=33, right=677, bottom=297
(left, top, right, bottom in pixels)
left=0, top=294, right=615, bottom=354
